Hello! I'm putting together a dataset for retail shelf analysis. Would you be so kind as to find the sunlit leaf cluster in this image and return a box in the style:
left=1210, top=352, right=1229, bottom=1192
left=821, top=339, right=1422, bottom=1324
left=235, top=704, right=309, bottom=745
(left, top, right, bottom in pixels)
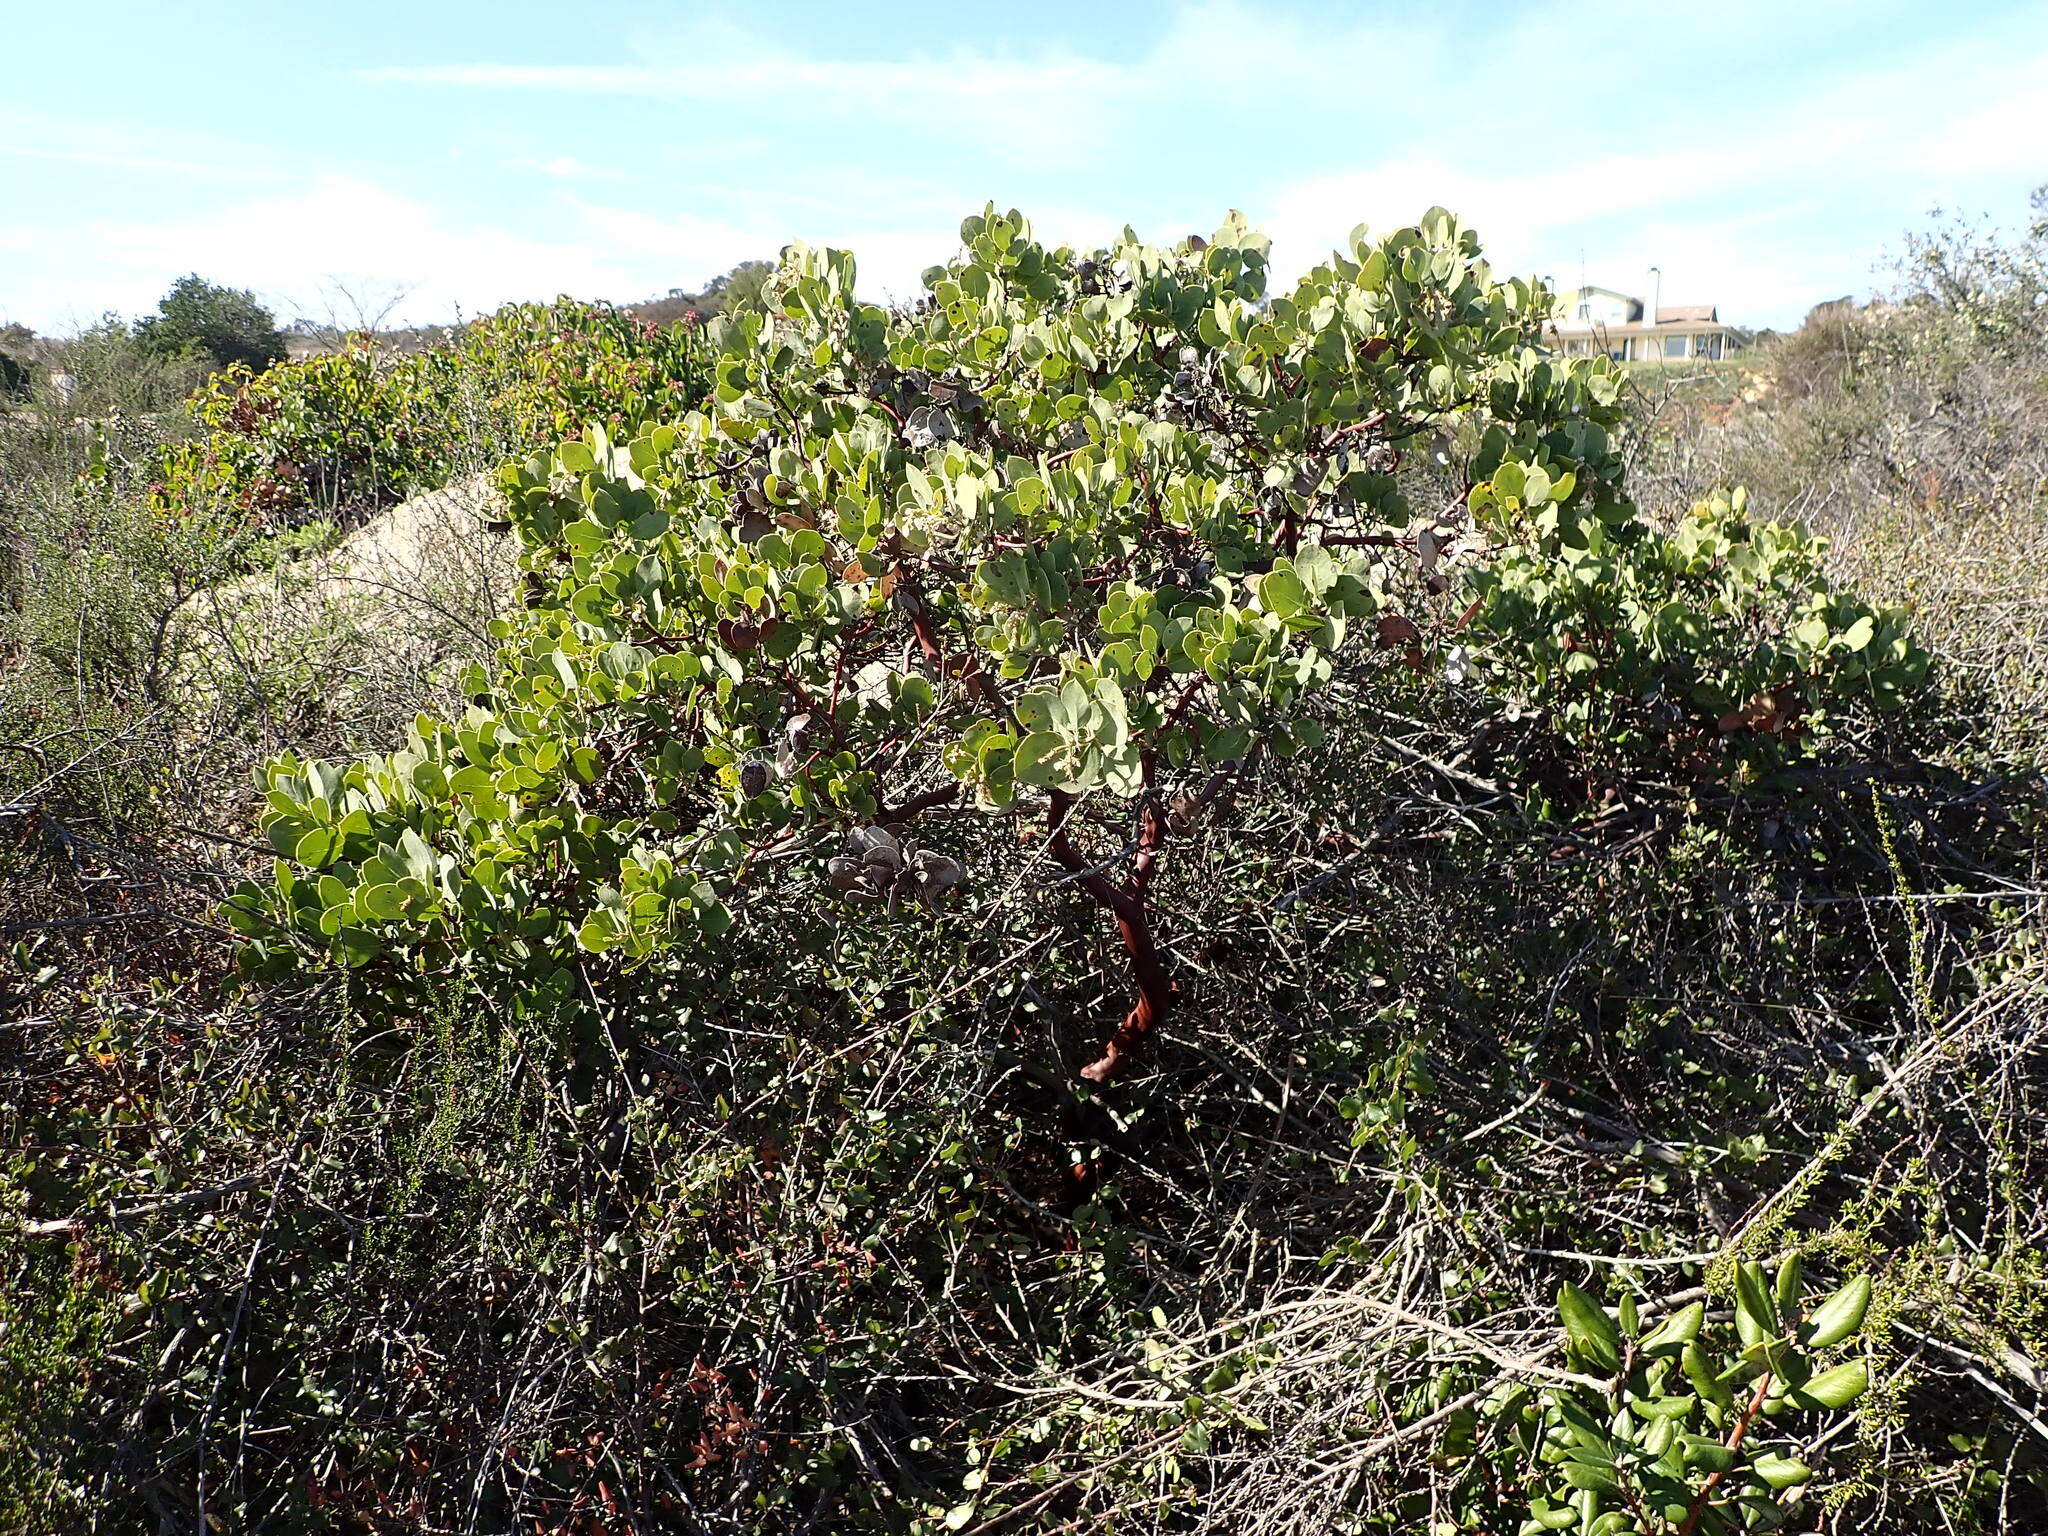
left=150, top=299, right=714, bottom=532
left=229, top=205, right=1641, bottom=999
left=1453, top=1261, right=1874, bottom=1535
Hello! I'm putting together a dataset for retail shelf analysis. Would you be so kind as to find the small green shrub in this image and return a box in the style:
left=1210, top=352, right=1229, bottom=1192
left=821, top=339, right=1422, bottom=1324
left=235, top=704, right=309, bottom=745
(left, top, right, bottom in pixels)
left=8, top=200, right=2032, bottom=1536
left=151, top=298, right=714, bottom=533
left=1449, top=1261, right=1874, bottom=1535
left=0, top=1235, right=117, bottom=1532
left=29, top=315, right=212, bottom=423
left=134, top=273, right=287, bottom=373
left=227, top=207, right=1609, bottom=1072
left=1462, top=485, right=1929, bottom=778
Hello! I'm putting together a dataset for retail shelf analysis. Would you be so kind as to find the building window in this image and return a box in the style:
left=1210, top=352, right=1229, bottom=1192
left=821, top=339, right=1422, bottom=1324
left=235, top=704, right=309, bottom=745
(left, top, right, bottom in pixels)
left=1663, top=335, right=1687, bottom=358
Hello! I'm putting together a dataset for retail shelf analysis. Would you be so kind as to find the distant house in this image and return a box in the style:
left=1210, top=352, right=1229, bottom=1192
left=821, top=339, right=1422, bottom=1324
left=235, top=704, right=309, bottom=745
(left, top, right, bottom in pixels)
left=1549, top=284, right=1742, bottom=362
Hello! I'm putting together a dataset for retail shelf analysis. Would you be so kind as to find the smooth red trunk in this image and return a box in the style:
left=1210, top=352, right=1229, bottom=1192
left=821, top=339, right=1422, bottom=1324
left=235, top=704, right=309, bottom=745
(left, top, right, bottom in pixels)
left=1049, top=789, right=1174, bottom=1083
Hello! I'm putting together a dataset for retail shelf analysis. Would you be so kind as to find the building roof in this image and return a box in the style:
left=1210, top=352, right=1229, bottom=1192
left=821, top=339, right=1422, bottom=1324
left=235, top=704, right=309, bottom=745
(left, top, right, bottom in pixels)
left=1656, top=304, right=1717, bottom=324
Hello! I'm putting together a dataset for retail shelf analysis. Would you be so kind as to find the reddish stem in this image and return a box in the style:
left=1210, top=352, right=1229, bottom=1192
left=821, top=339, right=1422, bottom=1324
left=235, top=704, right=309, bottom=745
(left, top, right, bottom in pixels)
left=904, top=580, right=1002, bottom=710
left=1048, top=788, right=1176, bottom=1083
left=1324, top=409, right=1393, bottom=445
left=881, top=784, right=963, bottom=822
left=1675, top=1368, right=1775, bottom=1536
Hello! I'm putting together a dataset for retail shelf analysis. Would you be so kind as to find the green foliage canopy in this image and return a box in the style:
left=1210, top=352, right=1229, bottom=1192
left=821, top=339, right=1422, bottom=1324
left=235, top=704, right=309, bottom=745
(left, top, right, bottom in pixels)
left=228, top=205, right=1929, bottom=1080
left=151, top=298, right=714, bottom=530
left=135, top=273, right=287, bottom=373
left=1464, top=485, right=1928, bottom=774
left=1450, top=1260, right=1876, bottom=1535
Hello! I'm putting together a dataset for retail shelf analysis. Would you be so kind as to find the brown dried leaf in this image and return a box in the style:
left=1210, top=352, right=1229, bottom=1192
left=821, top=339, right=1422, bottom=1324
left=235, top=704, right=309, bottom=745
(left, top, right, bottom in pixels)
left=1376, top=614, right=1422, bottom=648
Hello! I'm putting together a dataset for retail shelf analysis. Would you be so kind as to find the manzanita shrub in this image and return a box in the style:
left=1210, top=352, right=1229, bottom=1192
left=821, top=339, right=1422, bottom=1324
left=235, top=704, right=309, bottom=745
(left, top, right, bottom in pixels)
left=151, top=298, right=713, bottom=533
left=1462, top=485, right=1928, bottom=777
left=1448, top=1259, right=1874, bottom=1535
left=226, top=206, right=1929, bottom=1082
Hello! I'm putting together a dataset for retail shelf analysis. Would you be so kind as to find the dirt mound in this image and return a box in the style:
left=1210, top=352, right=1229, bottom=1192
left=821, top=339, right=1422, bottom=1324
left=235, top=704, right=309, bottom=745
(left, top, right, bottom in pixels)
left=172, top=476, right=517, bottom=739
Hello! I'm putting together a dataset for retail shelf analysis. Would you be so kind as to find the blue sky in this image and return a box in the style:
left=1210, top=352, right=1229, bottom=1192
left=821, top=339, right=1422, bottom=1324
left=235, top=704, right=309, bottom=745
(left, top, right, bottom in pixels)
left=3, top=0, right=2044, bottom=335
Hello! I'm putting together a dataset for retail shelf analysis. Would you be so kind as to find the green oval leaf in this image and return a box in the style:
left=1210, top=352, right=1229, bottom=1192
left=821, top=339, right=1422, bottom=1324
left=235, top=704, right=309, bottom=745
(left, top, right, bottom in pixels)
left=1801, top=1275, right=1872, bottom=1350
left=1640, top=1302, right=1705, bottom=1353
left=1791, top=1358, right=1868, bottom=1410
left=1558, top=1282, right=1622, bottom=1373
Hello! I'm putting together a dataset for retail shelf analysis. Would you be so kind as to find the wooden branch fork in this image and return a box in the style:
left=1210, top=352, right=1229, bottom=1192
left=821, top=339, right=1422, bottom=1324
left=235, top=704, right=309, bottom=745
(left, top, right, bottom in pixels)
left=1048, top=785, right=1175, bottom=1083
left=898, top=565, right=1179, bottom=1083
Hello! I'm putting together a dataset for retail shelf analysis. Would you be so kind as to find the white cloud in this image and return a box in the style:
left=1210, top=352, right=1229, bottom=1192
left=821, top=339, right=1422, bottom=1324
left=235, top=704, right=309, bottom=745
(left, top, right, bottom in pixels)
left=0, top=174, right=1031, bottom=333
left=337, top=4, right=2048, bottom=331
left=10, top=5, right=2044, bottom=335
left=352, top=2, right=1433, bottom=160
left=511, top=154, right=635, bottom=182
left=363, top=56, right=1128, bottom=101
left=1138, top=0, right=1424, bottom=100
left=4, top=177, right=676, bottom=331
left=1254, top=39, right=2048, bottom=326
left=357, top=39, right=1131, bottom=153
left=0, top=142, right=282, bottom=181
left=1911, top=80, right=2048, bottom=181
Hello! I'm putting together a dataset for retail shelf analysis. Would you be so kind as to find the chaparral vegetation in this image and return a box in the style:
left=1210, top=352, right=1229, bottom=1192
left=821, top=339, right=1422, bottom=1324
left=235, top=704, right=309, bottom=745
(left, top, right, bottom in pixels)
left=3, top=195, right=2044, bottom=1536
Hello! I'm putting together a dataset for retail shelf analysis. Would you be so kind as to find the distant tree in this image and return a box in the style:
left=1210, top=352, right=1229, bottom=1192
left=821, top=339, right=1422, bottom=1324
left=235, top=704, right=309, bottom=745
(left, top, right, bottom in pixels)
left=135, top=274, right=287, bottom=373
left=623, top=261, right=777, bottom=326
left=0, top=323, right=32, bottom=402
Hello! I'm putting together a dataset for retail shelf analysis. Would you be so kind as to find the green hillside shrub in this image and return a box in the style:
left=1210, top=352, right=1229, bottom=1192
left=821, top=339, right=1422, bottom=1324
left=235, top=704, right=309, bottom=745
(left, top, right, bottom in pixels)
left=150, top=298, right=714, bottom=533
left=1451, top=1263, right=1875, bottom=1535
left=29, top=314, right=213, bottom=422
left=134, top=273, right=287, bottom=373
left=121, top=274, right=288, bottom=377
left=1462, top=484, right=1928, bottom=781
left=228, top=205, right=1926, bottom=1082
